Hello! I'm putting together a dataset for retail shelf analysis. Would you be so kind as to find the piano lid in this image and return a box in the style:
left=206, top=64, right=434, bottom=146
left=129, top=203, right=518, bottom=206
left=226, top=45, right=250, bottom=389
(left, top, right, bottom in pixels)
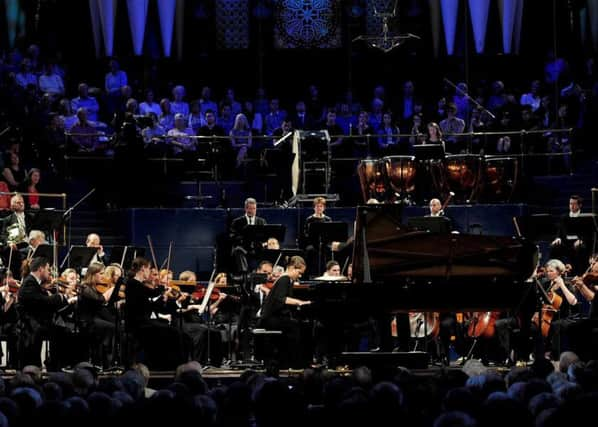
left=351, top=205, right=538, bottom=311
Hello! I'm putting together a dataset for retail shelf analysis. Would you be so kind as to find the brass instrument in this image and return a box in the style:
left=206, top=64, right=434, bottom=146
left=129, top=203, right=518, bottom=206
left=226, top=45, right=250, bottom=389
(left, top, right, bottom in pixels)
left=6, top=222, right=26, bottom=245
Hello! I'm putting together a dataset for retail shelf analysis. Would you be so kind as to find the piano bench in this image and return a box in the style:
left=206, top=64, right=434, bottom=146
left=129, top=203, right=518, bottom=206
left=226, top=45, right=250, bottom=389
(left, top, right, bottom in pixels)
left=252, top=329, right=283, bottom=363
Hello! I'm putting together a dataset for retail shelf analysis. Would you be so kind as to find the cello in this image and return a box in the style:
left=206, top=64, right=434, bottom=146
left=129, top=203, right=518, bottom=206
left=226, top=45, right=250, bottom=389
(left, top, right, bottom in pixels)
left=531, top=285, right=563, bottom=337
left=467, top=311, right=500, bottom=339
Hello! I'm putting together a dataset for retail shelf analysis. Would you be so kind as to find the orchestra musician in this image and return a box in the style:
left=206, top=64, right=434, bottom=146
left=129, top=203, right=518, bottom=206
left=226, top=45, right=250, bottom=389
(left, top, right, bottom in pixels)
left=550, top=195, right=590, bottom=274
left=303, top=196, right=332, bottom=275
left=428, top=198, right=444, bottom=217
left=535, top=259, right=579, bottom=360
left=17, top=256, right=77, bottom=368
left=124, top=257, right=186, bottom=369
left=1, top=194, right=31, bottom=279
left=567, top=254, right=598, bottom=360
left=314, top=260, right=347, bottom=281
left=78, top=262, right=116, bottom=368
left=177, top=270, right=226, bottom=365
left=22, top=230, right=46, bottom=262
left=258, top=255, right=311, bottom=368
left=86, top=233, right=107, bottom=266
left=0, top=270, right=19, bottom=368
left=230, top=197, right=267, bottom=274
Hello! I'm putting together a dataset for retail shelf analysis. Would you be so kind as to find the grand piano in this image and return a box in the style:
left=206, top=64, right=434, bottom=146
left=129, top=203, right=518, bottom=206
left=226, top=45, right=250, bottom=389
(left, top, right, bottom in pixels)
left=298, top=204, right=538, bottom=315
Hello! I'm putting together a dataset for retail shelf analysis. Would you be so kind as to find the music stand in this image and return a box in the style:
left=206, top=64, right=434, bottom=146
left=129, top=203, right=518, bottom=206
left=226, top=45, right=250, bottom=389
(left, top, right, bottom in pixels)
left=413, top=144, right=445, bottom=161
left=109, top=246, right=146, bottom=271
left=308, top=221, right=348, bottom=273
left=407, top=216, right=451, bottom=234
left=63, top=246, right=97, bottom=272
left=514, top=214, right=557, bottom=242
left=242, top=224, right=286, bottom=248
left=29, top=244, right=53, bottom=261
left=260, top=248, right=304, bottom=267
left=30, top=209, right=65, bottom=238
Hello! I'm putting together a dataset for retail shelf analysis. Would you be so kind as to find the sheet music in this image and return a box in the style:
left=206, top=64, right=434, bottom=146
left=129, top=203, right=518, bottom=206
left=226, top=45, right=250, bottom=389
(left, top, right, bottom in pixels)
left=197, top=280, right=216, bottom=314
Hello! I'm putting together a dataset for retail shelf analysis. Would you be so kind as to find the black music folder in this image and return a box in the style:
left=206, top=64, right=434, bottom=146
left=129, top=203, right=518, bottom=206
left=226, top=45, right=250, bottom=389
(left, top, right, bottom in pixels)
left=65, top=246, right=97, bottom=271
left=242, top=224, right=286, bottom=245
left=30, top=209, right=65, bottom=234
left=29, top=243, right=53, bottom=261
left=407, top=216, right=451, bottom=234
left=414, top=143, right=445, bottom=161
left=308, top=221, right=348, bottom=246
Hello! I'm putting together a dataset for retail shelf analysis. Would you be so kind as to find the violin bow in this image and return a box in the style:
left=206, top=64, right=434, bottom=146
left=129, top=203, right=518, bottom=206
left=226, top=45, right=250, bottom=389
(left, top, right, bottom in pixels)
left=146, top=235, right=159, bottom=269
left=165, top=241, right=173, bottom=287
left=52, top=230, right=59, bottom=279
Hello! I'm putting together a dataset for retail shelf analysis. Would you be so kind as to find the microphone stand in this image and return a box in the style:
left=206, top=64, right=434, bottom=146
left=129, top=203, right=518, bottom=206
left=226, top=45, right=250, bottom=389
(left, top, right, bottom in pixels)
left=63, top=188, right=96, bottom=252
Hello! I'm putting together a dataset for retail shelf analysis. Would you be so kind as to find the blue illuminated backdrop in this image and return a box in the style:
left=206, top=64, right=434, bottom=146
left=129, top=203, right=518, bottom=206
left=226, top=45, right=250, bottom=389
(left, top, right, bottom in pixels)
left=274, top=0, right=341, bottom=49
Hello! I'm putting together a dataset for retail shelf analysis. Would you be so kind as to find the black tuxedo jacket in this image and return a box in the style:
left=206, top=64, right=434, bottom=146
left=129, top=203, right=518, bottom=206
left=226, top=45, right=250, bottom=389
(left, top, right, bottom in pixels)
left=230, top=215, right=267, bottom=248
left=17, top=273, right=66, bottom=327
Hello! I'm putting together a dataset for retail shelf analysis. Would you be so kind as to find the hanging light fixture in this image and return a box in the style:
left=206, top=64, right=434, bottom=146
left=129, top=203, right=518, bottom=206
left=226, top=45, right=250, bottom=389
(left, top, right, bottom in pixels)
left=353, top=0, right=420, bottom=52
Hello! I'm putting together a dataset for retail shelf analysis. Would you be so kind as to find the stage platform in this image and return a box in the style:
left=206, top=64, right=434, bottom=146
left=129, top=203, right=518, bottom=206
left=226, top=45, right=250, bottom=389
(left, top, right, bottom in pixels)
left=0, top=362, right=514, bottom=389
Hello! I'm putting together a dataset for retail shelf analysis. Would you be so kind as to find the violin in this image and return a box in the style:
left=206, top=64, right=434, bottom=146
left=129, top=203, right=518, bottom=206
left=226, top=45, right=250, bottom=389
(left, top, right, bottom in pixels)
left=95, top=277, right=114, bottom=294
left=582, top=272, right=598, bottom=287
left=5, top=277, right=20, bottom=294
left=166, top=284, right=183, bottom=300
left=191, top=285, right=240, bottom=303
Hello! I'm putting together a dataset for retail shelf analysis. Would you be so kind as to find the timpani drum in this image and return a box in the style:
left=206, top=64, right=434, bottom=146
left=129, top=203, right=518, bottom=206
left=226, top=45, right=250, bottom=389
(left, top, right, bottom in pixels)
left=383, top=155, right=416, bottom=202
left=357, top=158, right=386, bottom=203
left=480, top=156, right=519, bottom=202
left=444, top=154, right=482, bottom=203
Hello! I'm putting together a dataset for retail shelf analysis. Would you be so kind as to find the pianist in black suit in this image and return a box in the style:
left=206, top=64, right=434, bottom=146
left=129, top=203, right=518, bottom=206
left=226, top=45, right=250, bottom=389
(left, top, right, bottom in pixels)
left=258, top=255, right=311, bottom=368
left=230, top=197, right=267, bottom=273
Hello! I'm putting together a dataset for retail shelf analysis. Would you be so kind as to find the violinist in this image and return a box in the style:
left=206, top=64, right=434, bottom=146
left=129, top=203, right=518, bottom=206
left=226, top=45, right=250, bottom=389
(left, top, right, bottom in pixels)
left=0, top=270, right=19, bottom=368
left=61, top=268, right=80, bottom=288
left=125, top=257, right=186, bottom=369
left=255, top=260, right=274, bottom=298
left=564, top=255, right=598, bottom=359
left=176, top=270, right=224, bottom=365
left=159, top=268, right=173, bottom=287
left=103, top=264, right=125, bottom=307
left=258, top=255, right=311, bottom=368
left=17, top=256, right=77, bottom=368
left=314, top=260, right=347, bottom=281
left=78, top=262, right=116, bottom=368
